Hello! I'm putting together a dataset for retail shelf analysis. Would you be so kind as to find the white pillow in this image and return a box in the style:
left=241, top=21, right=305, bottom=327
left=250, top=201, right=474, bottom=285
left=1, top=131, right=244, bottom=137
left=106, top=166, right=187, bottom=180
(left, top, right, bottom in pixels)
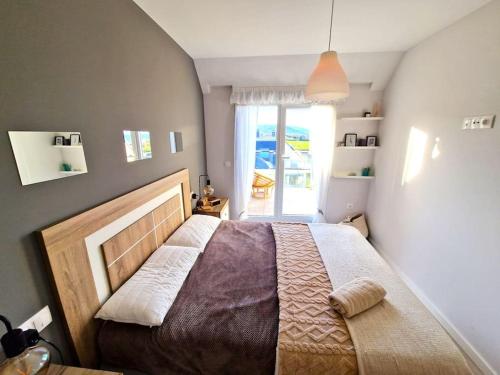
left=165, top=214, right=221, bottom=252
left=95, top=245, right=199, bottom=326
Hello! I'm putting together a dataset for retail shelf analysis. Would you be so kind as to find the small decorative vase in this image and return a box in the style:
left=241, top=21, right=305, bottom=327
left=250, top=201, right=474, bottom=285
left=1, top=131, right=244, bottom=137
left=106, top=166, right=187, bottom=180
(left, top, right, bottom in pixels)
left=62, top=163, right=72, bottom=172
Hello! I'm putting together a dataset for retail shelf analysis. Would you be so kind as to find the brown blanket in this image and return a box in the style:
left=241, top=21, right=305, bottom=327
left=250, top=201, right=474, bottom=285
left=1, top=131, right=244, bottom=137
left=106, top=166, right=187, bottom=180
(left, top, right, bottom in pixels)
left=98, top=221, right=279, bottom=374
left=272, top=223, right=358, bottom=374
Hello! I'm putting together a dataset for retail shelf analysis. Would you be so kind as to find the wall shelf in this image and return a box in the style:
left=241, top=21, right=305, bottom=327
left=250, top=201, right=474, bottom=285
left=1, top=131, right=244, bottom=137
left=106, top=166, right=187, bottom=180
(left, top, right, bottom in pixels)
left=338, top=116, right=384, bottom=121
left=59, top=171, right=85, bottom=175
left=336, top=146, right=379, bottom=150
left=333, top=174, right=375, bottom=180
left=53, top=145, right=83, bottom=149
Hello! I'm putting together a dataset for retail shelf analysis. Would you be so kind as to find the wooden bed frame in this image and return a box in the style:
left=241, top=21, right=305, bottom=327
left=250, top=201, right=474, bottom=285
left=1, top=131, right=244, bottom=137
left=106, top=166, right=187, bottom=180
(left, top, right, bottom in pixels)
left=39, top=169, right=192, bottom=368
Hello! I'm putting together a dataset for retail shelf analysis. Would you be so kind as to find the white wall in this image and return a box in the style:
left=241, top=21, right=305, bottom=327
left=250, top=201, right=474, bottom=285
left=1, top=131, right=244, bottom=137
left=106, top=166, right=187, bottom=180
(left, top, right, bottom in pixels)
left=366, top=1, right=500, bottom=373
left=327, top=86, right=383, bottom=222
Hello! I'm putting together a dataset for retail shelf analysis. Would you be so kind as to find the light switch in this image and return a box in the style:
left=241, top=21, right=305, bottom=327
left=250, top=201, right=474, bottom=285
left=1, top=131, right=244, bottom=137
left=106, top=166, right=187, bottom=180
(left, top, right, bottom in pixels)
left=462, top=114, right=495, bottom=130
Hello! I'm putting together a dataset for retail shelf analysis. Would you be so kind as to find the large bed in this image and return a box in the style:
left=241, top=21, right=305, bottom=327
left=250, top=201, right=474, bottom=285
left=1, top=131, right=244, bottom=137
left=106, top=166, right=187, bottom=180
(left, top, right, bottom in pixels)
left=39, top=169, right=472, bottom=375
left=98, top=221, right=279, bottom=374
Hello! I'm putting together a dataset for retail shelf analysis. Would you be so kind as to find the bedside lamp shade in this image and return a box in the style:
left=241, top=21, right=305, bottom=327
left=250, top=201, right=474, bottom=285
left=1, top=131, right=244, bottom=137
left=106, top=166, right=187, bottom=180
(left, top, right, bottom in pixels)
left=305, top=51, right=349, bottom=102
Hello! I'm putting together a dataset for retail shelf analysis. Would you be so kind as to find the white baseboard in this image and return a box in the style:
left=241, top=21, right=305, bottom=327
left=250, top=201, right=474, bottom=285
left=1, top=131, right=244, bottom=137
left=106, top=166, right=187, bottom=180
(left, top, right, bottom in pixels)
left=371, top=240, right=496, bottom=375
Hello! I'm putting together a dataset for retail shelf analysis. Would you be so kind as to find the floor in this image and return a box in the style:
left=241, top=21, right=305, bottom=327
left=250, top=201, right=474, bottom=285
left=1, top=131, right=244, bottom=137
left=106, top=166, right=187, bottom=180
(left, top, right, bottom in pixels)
left=247, top=186, right=316, bottom=217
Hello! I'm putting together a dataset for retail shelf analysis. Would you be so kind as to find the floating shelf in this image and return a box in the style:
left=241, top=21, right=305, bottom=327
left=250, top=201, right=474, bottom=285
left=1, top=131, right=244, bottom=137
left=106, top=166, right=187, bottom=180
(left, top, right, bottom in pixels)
left=333, top=175, right=375, bottom=180
left=338, top=117, right=384, bottom=121
left=53, top=145, right=83, bottom=149
left=59, top=171, right=85, bottom=175
left=336, top=146, right=379, bottom=150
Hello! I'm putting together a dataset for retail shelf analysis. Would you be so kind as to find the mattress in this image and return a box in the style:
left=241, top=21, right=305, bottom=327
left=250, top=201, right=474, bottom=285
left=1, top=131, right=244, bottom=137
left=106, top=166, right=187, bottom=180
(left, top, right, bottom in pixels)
left=98, top=221, right=279, bottom=374
left=99, top=220, right=471, bottom=375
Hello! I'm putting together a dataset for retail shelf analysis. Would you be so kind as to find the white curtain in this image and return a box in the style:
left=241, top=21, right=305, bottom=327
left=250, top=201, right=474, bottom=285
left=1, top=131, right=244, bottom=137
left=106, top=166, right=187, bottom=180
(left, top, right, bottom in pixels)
left=310, top=105, right=335, bottom=221
left=234, top=105, right=258, bottom=219
left=230, top=86, right=308, bottom=105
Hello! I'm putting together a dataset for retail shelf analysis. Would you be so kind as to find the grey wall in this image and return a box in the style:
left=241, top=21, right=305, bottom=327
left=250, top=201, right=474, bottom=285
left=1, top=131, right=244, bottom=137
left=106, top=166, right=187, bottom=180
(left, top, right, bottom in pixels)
left=0, top=0, right=205, bottom=362
left=203, top=87, right=237, bottom=218
left=366, top=1, right=500, bottom=372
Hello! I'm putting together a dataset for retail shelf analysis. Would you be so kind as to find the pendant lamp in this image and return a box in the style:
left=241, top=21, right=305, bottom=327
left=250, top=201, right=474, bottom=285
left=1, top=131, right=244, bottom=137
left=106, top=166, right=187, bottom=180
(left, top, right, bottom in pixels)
left=305, top=0, right=349, bottom=102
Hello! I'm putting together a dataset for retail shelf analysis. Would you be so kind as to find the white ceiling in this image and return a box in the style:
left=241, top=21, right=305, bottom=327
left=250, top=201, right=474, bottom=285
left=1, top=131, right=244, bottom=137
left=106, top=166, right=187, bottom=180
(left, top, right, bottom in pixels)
left=134, top=0, right=489, bottom=58
left=195, top=52, right=404, bottom=93
left=134, top=0, right=490, bottom=92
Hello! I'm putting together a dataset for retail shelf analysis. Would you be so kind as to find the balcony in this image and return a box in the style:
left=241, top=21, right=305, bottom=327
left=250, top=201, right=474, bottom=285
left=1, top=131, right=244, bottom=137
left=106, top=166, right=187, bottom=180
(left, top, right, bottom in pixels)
left=247, top=169, right=316, bottom=217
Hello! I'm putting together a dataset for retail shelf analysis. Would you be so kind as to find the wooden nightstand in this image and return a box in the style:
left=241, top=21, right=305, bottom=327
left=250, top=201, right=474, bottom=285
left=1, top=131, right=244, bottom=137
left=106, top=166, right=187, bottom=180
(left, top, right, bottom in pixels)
left=193, top=197, right=229, bottom=220
left=47, top=364, right=122, bottom=375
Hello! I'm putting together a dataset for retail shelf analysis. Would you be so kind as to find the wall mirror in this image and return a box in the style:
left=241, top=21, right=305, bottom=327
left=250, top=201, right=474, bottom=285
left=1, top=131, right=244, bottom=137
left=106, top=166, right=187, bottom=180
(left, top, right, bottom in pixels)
left=169, top=131, right=183, bottom=153
left=9, top=131, right=88, bottom=186
left=123, top=130, right=152, bottom=162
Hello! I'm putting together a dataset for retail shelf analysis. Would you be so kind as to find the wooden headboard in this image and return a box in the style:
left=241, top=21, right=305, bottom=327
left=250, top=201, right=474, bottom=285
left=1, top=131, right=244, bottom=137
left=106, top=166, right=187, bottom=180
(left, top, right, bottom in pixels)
left=101, top=194, right=184, bottom=292
left=39, top=169, right=192, bottom=368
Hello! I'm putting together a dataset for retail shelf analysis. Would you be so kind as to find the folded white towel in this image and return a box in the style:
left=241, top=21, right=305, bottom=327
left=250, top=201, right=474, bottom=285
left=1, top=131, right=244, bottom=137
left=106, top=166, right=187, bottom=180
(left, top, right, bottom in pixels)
left=329, top=277, right=386, bottom=318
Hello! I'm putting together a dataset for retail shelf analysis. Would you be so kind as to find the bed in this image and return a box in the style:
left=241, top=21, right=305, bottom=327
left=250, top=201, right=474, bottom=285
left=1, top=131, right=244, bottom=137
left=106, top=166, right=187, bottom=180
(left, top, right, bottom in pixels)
left=98, top=220, right=279, bottom=374
left=39, top=169, right=472, bottom=375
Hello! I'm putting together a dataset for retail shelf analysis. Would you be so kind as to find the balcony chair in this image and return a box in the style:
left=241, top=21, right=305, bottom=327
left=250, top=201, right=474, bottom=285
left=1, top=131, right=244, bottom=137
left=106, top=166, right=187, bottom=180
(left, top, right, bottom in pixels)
left=252, top=172, right=275, bottom=199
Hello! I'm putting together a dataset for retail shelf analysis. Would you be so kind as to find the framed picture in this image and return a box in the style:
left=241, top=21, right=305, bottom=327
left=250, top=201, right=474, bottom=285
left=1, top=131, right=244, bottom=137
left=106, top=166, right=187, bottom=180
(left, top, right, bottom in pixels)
left=345, top=133, right=357, bottom=147
left=357, top=138, right=367, bottom=147
left=70, top=133, right=80, bottom=146
left=367, top=136, right=377, bottom=147
left=54, top=136, right=64, bottom=146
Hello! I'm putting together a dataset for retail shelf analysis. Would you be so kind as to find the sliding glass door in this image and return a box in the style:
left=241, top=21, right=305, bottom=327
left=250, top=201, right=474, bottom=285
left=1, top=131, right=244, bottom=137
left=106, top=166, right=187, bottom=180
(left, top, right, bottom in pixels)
left=247, top=105, right=316, bottom=218
left=280, top=107, right=316, bottom=216
left=247, top=106, right=278, bottom=216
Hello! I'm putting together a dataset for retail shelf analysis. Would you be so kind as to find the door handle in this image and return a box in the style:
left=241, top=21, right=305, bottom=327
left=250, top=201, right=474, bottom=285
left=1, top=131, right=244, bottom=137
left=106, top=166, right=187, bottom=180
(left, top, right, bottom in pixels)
left=281, top=155, right=290, bottom=159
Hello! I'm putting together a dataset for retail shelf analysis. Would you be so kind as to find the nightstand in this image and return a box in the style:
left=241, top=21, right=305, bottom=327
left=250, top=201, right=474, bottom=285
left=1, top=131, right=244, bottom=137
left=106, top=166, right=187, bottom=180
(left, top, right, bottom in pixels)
left=193, top=197, right=229, bottom=220
left=47, top=364, right=122, bottom=375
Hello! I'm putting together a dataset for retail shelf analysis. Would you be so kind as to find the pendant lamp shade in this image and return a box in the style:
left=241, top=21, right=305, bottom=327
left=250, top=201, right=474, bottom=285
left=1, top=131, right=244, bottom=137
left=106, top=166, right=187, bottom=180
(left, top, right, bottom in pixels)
left=305, top=51, right=349, bottom=102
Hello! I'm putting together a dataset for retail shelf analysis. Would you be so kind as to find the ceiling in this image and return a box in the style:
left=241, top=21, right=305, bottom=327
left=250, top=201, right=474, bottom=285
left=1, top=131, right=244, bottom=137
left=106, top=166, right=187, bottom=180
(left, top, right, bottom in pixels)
left=194, top=52, right=404, bottom=93
left=134, top=0, right=490, bottom=92
left=134, top=0, right=489, bottom=58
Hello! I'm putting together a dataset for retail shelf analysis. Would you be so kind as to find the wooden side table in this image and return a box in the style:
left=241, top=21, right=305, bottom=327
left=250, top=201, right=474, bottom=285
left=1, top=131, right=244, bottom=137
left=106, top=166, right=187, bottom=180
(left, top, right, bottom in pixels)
left=47, top=364, right=122, bottom=375
left=193, top=197, right=229, bottom=220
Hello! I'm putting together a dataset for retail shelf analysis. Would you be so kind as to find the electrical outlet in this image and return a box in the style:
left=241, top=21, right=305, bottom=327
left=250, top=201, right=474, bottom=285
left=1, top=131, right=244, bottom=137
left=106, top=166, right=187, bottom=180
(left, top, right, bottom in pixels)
left=346, top=203, right=354, bottom=209
left=18, top=306, right=52, bottom=333
left=479, top=114, right=495, bottom=128
left=463, top=114, right=495, bottom=130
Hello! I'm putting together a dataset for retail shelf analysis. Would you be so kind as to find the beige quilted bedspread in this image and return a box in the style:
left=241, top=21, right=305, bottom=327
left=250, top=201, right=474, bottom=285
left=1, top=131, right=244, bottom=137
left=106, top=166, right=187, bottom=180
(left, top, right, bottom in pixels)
left=273, top=223, right=358, bottom=375
left=309, top=223, right=472, bottom=375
